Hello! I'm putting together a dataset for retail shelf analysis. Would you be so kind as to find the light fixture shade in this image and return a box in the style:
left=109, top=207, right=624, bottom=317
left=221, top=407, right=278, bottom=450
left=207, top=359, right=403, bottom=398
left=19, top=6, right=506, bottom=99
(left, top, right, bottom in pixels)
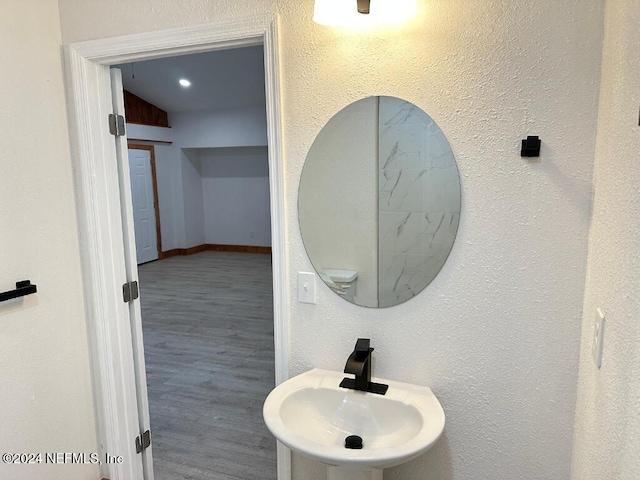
left=313, top=0, right=358, bottom=26
left=313, top=0, right=417, bottom=26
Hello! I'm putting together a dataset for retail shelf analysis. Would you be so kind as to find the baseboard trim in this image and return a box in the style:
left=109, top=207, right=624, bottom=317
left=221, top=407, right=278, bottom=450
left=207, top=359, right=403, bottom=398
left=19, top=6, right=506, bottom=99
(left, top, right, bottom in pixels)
left=158, top=244, right=271, bottom=259
left=158, top=245, right=207, bottom=259
left=209, top=244, right=272, bottom=254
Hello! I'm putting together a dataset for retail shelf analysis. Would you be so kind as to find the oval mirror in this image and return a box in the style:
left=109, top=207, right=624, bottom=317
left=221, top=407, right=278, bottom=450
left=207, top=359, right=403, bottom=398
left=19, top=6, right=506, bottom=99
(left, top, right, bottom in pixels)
left=299, top=96, right=461, bottom=307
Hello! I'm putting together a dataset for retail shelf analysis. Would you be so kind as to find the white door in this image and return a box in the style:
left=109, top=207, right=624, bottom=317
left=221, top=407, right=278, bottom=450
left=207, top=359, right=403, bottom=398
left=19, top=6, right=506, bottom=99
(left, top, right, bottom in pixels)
left=111, top=68, right=155, bottom=480
left=128, top=148, right=158, bottom=264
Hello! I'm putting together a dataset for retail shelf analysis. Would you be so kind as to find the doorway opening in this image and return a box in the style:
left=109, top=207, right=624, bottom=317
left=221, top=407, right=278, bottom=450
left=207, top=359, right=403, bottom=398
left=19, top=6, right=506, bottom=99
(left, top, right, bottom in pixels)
left=115, top=46, right=277, bottom=479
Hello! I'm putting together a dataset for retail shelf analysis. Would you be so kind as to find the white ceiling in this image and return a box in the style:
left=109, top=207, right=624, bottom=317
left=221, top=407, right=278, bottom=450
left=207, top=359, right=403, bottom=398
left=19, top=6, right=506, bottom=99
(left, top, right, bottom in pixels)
left=114, top=46, right=266, bottom=113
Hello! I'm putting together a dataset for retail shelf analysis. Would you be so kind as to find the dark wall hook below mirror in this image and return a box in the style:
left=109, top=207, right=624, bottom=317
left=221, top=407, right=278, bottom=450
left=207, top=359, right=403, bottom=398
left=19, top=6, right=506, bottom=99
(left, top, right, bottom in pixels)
left=0, top=280, right=37, bottom=303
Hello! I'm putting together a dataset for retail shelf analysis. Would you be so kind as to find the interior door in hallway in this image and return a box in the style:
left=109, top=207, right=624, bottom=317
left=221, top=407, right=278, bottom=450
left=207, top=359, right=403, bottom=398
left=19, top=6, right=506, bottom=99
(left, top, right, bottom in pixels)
left=129, top=148, right=158, bottom=264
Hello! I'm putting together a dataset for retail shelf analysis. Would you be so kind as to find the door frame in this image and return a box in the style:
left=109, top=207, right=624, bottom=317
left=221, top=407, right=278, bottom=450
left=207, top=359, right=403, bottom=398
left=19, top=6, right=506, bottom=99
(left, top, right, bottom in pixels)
left=65, top=14, right=290, bottom=480
left=128, top=143, right=163, bottom=259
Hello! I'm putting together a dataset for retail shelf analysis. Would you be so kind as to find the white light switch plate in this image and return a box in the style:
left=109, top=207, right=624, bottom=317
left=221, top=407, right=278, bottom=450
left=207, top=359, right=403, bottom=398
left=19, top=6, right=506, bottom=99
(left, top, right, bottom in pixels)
left=298, top=272, right=316, bottom=304
left=592, top=308, right=605, bottom=368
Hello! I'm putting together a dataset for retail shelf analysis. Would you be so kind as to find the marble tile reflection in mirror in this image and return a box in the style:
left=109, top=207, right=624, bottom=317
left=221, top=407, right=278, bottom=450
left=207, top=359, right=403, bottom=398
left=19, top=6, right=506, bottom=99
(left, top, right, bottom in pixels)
left=299, top=96, right=461, bottom=308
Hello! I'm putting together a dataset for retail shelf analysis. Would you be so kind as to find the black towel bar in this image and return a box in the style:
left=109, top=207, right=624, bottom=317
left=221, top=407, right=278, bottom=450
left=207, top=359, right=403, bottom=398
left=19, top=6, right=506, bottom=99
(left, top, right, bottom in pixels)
left=0, top=280, right=37, bottom=303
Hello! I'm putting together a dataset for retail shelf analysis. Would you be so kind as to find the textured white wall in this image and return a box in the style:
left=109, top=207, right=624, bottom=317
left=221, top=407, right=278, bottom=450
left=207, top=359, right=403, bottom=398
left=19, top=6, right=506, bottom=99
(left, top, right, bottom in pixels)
left=57, top=1, right=605, bottom=479
left=0, top=1, right=98, bottom=479
left=284, top=2, right=602, bottom=478
left=571, top=0, right=640, bottom=478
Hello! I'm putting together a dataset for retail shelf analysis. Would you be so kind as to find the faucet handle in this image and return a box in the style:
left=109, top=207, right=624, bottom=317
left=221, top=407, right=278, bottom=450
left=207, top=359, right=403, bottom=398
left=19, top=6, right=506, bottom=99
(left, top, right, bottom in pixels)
left=354, top=338, right=372, bottom=360
left=355, top=338, right=370, bottom=352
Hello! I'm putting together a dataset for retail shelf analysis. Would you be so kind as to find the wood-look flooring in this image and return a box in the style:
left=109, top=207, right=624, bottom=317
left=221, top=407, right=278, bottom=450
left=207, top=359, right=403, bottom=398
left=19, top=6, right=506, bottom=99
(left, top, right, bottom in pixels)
left=138, top=251, right=277, bottom=480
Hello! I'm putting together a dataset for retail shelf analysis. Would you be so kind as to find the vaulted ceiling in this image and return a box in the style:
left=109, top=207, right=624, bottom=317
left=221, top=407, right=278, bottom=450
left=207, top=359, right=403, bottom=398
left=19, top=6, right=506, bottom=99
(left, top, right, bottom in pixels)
left=114, top=45, right=266, bottom=113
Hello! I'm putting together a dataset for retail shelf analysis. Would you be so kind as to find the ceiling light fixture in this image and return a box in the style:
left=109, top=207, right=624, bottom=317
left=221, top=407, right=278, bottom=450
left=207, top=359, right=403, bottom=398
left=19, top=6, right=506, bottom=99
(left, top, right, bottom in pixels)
left=357, top=0, right=371, bottom=14
left=179, top=79, right=191, bottom=87
left=313, top=0, right=417, bottom=26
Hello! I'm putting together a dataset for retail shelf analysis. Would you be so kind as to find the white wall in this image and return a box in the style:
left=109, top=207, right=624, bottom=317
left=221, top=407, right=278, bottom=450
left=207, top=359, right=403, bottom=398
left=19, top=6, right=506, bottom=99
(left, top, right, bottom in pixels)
left=153, top=144, right=185, bottom=251
left=127, top=123, right=173, bottom=143
left=571, top=0, right=640, bottom=478
left=58, top=1, right=606, bottom=480
left=181, top=149, right=207, bottom=248
left=201, top=147, right=272, bottom=247
left=171, top=106, right=268, bottom=148
left=0, top=1, right=97, bottom=479
left=126, top=106, right=269, bottom=250
left=174, top=109, right=269, bottom=249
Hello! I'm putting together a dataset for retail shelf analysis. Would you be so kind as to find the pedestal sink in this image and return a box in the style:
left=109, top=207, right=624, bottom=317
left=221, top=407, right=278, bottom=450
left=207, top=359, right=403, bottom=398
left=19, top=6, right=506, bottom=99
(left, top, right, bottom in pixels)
left=263, top=369, right=445, bottom=479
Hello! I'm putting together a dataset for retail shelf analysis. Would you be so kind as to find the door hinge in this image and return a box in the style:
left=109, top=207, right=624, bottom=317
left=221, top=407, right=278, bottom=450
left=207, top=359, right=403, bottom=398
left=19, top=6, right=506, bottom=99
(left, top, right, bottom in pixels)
left=108, top=113, right=126, bottom=136
left=135, top=430, right=151, bottom=454
left=122, top=281, right=139, bottom=303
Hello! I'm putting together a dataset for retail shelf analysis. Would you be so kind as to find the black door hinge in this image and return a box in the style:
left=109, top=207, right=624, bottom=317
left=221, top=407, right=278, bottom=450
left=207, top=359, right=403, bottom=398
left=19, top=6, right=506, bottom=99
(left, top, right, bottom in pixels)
left=108, top=113, right=126, bottom=136
left=123, top=281, right=139, bottom=303
left=135, top=430, right=151, bottom=454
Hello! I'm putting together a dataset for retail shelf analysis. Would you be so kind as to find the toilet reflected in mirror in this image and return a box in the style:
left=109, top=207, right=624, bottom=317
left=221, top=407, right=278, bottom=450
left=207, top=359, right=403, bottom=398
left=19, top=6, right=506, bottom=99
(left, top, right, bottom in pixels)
left=299, top=96, right=461, bottom=307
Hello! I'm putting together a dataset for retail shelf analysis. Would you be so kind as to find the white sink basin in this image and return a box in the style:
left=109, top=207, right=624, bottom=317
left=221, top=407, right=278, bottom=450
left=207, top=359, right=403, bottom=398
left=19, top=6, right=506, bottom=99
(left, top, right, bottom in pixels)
left=263, top=368, right=445, bottom=471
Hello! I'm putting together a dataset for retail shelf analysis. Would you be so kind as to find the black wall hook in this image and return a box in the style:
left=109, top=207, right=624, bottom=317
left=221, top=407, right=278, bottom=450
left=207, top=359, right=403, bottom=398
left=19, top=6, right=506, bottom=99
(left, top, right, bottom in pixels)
left=521, top=136, right=541, bottom=157
left=0, top=280, right=37, bottom=303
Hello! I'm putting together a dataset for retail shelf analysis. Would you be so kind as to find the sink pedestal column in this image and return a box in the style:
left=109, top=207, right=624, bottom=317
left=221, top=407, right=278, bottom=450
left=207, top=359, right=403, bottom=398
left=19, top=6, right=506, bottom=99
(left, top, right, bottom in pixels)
left=327, top=466, right=383, bottom=480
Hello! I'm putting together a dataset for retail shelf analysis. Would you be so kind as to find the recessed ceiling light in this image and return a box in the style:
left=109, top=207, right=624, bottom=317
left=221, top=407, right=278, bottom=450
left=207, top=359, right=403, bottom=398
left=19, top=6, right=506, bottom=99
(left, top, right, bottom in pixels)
left=179, top=79, right=191, bottom=87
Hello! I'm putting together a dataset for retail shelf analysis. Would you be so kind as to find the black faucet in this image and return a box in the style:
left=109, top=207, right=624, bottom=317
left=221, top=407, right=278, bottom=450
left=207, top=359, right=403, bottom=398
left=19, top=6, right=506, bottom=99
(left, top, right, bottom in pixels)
left=339, top=338, right=388, bottom=395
